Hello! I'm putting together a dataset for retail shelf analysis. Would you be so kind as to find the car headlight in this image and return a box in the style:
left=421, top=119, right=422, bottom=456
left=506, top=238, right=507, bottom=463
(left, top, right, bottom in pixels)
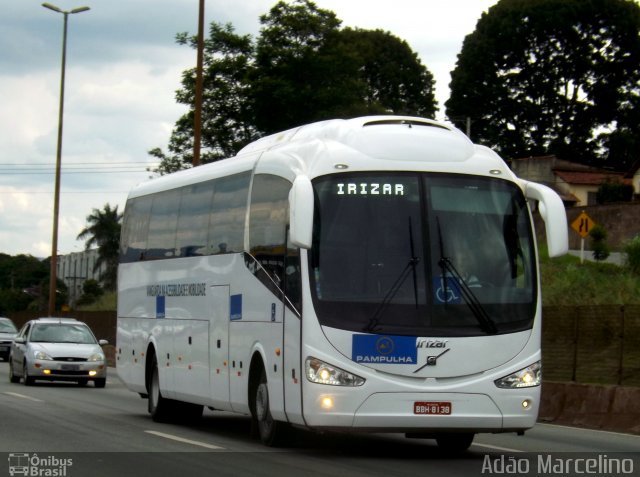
left=34, top=350, right=53, bottom=360
left=495, top=361, right=541, bottom=388
left=305, top=357, right=365, bottom=386
left=88, top=353, right=105, bottom=362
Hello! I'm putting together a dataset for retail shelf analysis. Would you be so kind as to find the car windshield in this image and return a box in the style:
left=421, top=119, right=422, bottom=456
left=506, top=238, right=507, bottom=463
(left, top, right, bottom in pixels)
left=309, top=172, right=537, bottom=337
left=30, top=324, right=97, bottom=344
left=0, top=320, right=17, bottom=333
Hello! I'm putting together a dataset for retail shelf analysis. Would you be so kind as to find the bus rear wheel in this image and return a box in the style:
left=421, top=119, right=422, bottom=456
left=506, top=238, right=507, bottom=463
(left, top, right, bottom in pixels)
left=148, top=356, right=173, bottom=422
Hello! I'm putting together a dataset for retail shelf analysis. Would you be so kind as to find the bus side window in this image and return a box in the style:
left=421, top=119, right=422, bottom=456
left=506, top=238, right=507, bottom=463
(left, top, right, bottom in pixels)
left=176, top=181, right=215, bottom=257
left=120, top=195, right=153, bottom=263
left=249, top=174, right=291, bottom=288
left=208, top=172, right=250, bottom=255
left=146, top=189, right=181, bottom=260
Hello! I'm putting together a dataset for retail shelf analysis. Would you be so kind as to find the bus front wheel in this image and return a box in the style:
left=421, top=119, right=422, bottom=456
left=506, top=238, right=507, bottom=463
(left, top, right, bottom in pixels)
left=253, top=369, right=287, bottom=446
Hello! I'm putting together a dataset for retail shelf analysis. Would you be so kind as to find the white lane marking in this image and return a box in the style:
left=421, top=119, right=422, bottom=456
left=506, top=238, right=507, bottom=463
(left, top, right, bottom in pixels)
left=144, top=430, right=225, bottom=450
left=472, top=442, right=523, bottom=453
left=3, top=392, right=44, bottom=402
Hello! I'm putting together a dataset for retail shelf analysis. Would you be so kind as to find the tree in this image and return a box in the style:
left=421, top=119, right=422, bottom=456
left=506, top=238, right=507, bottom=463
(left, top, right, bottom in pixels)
left=76, top=279, right=104, bottom=306
left=337, top=28, right=437, bottom=118
left=149, top=23, right=258, bottom=174
left=589, top=224, right=610, bottom=262
left=152, top=0, right=437, bottom=172
left=0, top=254, right=48, bottom=290
left=250, top=0, right=365, bottom=134
left=446, top=0, right=640, bottom=168
left=0, top=254, right=49, bottom=313
left=76, top=204, right=123, bottom=291
left=596, top=179, right=634, bottom=204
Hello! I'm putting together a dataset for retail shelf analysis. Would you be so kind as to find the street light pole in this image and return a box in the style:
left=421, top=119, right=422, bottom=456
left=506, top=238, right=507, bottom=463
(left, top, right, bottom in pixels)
left=42, top=2, right=90, bottom=316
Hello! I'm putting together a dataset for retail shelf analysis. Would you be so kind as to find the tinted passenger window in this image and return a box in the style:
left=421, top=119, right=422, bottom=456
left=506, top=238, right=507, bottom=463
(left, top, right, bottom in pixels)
left=176, top=182, right=215, bottom=257
left=208, top=172, right=250, bottom=254
left=120, top=195, right=152, bottom=263
left=120, top=172, right=251, bottom=263
left=146, top=188, right=181, bottom=259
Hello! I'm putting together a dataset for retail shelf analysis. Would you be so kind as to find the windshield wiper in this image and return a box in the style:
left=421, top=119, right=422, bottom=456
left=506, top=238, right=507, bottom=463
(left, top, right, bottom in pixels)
left=364, top=218, right=420, bottom=332
left=436, top=217, right=498, bottom=335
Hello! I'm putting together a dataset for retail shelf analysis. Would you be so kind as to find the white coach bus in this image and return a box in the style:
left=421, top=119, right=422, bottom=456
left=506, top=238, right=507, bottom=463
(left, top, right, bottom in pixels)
left=117, top=116, right=568, bottom=450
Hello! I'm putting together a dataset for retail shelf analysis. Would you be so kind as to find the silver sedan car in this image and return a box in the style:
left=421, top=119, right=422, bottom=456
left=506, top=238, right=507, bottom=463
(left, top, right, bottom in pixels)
left=9, top=317, right=107, bottom=387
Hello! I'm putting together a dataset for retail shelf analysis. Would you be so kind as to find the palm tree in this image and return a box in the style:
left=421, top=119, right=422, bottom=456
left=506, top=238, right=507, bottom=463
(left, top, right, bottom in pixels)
left=77, top=204, right=123, bottom=291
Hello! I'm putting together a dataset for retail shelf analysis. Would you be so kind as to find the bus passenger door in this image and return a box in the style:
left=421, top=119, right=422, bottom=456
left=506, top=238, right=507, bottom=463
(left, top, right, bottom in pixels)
left=209, top=285, right=230, bottom=406
left=283, top=304, right=303, bottom=425
left=282, top=248, right=304, bottom=425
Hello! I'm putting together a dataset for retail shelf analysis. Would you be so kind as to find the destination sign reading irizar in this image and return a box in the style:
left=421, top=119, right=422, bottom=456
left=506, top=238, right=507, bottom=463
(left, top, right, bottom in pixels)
left=336, top=183, right=405, bottom=196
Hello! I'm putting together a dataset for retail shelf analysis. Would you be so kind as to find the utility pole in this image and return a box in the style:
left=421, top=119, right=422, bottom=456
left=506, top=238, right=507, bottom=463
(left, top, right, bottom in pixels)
left=193, top=0, right=205, bottom=167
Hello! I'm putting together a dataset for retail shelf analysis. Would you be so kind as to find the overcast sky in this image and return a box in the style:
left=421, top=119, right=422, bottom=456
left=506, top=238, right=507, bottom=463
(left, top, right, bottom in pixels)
left=0, top=0, right=498, bottom=258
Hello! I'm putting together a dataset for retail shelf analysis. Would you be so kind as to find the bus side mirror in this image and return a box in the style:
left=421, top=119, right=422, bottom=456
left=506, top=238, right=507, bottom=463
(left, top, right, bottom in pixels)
left=524, top=181, right=568, bottom=258
left=289, top=175, right=314, bottom=249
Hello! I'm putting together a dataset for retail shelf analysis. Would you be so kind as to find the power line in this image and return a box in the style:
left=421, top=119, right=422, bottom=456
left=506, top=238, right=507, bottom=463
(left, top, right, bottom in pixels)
left=0, top=190, right=131, bottom=194
left=0, top=169, right=152, bottom=174
left=0, top=161, right=159, bottom=174
left=0, top=161, right=156, bottom=166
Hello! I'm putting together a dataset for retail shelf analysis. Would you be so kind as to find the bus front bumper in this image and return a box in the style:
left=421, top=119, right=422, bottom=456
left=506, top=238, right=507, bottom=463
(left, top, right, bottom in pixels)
left=303, top=390, right=539, bottom=433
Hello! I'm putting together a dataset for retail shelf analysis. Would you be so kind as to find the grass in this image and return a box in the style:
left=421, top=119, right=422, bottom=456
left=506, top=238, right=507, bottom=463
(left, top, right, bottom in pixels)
left=539, top=247, right=640, bottom=306
left=76, top=292, right=117, bottom=311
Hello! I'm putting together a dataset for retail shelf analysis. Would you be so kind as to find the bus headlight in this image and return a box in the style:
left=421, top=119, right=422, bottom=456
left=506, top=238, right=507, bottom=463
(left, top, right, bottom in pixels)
left=305, top=357, right=365, bottom=386
left=494, top=361, right=541, bottom=388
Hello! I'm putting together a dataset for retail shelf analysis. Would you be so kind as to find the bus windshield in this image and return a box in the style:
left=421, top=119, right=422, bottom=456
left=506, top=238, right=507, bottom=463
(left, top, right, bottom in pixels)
left=309, top=173, right=537, bottom=337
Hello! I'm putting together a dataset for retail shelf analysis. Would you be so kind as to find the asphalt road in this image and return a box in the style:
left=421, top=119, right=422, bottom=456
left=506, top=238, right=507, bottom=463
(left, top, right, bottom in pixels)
left=0, top=363, right=638, bottom=477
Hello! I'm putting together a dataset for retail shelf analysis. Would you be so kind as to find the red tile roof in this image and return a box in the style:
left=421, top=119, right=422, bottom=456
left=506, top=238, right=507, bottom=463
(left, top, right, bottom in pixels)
left=554, top=170, right=631, bottom=186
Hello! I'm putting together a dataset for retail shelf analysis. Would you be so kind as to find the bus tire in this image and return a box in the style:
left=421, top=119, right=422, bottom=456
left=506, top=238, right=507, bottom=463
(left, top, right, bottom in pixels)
left=175, top=401, right=203, bottom=422
left=253, top=368, right=287, bottom=447
left=148, top=355, right=173, bottom=422
left=435, top=432, right=474, bottom=452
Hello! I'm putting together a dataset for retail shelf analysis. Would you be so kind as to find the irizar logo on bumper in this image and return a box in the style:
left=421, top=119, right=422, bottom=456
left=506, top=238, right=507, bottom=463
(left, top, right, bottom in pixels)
left=352, top=335, right=417, bottom=364
left=416, top=339, right=448, bottom=349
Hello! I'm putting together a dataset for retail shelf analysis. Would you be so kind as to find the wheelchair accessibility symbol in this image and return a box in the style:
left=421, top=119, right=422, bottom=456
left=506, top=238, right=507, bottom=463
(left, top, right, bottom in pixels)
left=434, top=276, right=461, bottom=304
